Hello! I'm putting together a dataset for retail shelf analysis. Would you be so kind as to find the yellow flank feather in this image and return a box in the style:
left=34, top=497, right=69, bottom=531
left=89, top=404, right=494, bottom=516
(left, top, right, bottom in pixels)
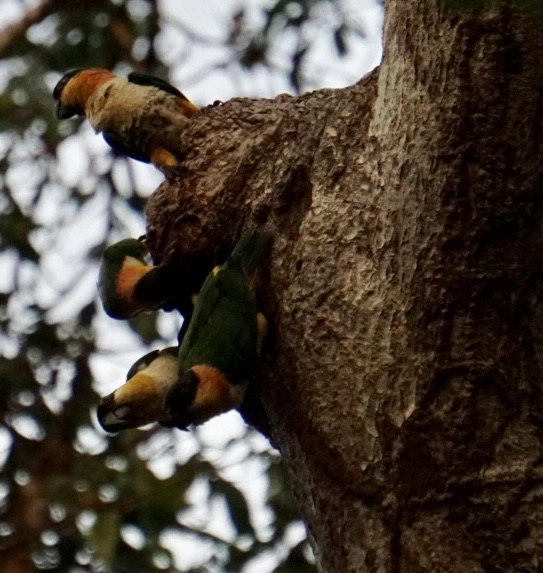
left=149, top=148, right=178, bottom=167
left=175, top=98, right=199, bottom=116
left=256, top=312, right=268, bottom=356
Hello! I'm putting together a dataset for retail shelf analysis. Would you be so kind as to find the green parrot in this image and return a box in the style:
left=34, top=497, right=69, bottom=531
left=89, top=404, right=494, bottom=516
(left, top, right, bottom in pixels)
left=163, top=229, right=272, bottom=429
left=96, top=230, right=271, bottom=433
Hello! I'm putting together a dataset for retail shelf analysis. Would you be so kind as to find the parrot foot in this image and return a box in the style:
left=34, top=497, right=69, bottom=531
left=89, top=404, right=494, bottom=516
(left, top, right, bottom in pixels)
left=150, top=148, right=180, bottom=172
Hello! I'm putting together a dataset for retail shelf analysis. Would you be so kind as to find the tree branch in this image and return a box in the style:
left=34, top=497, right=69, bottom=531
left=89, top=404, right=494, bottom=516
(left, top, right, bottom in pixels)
left=0, top=0, right=56, bottom=59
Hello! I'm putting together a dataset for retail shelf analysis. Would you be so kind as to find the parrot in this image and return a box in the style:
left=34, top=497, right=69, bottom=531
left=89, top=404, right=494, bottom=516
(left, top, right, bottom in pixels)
left=53, top=68, right=199, bottom=170
left=97, top=237, right=207, bottom=323
left=96, top=230, right=271, bottom=433
left=97, top=346, right=179, bottom=432
left=163, top=229, right=272, bottom=430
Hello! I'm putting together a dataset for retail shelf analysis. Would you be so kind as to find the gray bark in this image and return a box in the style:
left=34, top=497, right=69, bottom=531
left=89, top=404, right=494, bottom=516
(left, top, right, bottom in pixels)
left=146, top=1, right=543, bottom=571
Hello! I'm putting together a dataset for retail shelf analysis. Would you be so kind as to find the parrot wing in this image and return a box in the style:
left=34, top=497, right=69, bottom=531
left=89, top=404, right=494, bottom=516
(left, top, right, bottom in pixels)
left=178, top=268, right=258, bottom=381
left=125, top=348, right=161, bottom=380
left=102, top=130, right=150, bottom=163
left=127, top=72, right=188, bottom=100
left=225, top=230, right=272, bottom=284
left=127, top=72, right=199, bottom=116
left=177, top=271, right=222, bottom=367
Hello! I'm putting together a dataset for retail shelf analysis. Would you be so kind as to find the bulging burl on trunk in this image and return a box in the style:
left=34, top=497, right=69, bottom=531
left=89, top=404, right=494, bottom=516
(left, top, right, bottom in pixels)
left=144, top=81, right=374, bottom=267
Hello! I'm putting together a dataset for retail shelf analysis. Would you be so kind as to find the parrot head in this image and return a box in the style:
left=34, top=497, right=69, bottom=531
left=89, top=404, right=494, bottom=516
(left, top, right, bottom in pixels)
left=98, top=237, right=206, bottom=321
left=97, top=347, right=178, bottom=432
left=98, top=238, right=154, bottom=319
left=163, top=365, right=248, bottom=430
left=53, top=68, right=114, bottom=119
left=101, top=237, right=148, bottom=266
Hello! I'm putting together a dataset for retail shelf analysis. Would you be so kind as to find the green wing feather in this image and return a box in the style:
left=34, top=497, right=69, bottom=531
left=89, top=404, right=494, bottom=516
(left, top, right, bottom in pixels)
left=177, top=230, right=271, bottom=383
left=178, top=269, right=258, bottom=382
left=226, top=229, right=272, bottom=283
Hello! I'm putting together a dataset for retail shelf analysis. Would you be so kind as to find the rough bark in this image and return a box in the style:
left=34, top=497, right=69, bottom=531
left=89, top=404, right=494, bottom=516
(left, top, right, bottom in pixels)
left=145, top=1, right=543, bottom=571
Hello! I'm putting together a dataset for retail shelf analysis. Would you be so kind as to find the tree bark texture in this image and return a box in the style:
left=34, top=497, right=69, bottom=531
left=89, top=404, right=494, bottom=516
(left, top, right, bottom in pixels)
left=145, top=2, right=543, bottom=571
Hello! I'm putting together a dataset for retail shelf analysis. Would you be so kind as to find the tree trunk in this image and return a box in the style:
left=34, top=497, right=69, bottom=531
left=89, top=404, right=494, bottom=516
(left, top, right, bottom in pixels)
left=145, top=1, right=543, bottom=571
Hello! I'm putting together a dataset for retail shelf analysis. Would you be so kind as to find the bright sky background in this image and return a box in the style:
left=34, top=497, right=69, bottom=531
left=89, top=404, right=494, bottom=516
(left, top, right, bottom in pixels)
left=0, top=0, right=383, bottom=570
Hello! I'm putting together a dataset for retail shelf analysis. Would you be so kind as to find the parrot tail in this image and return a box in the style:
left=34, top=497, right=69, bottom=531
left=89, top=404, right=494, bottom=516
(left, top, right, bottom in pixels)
left=227, top=229, right=273, bottom=284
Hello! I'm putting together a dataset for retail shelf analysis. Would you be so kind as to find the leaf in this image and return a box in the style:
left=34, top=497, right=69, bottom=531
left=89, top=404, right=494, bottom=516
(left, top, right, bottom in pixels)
left=334, top=24, right=347, bottom=56
left=127, top=312, right=162, bottom=345
left=212, top=479, right=254, bottom=537
left=275, top=540, right=317, bottom=573
left=267, top=459, right=299, bottom=526
left=0, top=203, right=39, bottom=261
left=88, top=510, right=121, bottom=566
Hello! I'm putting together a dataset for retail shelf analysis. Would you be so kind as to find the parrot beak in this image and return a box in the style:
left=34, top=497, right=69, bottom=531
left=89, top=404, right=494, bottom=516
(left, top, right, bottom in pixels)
left=55, top=100, right=77, bottom=119
left=97, top=393, right=134, bottom=432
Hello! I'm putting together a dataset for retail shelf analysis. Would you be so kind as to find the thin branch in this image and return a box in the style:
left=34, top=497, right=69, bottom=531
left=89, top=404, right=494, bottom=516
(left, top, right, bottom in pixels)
left=164, top=12, right=224, bottom=47
left=0, top=0, right=56, bottom=59
left=0, top=0, right=110, bottom=60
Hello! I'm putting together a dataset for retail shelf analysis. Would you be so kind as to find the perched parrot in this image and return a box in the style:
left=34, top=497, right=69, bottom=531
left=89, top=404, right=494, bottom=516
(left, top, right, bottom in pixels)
left=53, top=68, right=199, bottom=170
left=163, top=229, right=272, bottom=430
left=97, top=237, right=206, bottom=322
left=97, top=347, right=179, bottom=432
left=96, top=230, right=271, bottom=434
